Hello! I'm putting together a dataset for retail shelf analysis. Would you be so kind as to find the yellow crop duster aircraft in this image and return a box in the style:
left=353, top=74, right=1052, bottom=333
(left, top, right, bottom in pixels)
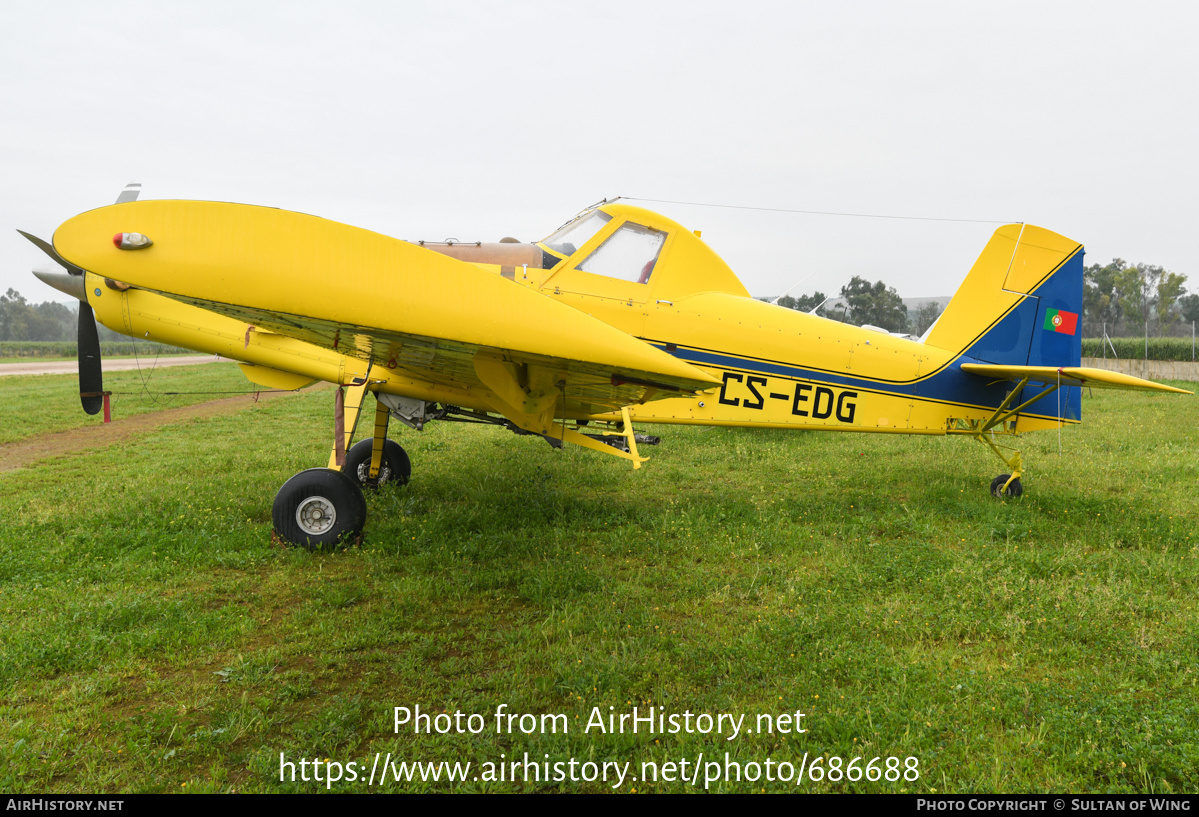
left=27, top=189, right=1190, bottom=548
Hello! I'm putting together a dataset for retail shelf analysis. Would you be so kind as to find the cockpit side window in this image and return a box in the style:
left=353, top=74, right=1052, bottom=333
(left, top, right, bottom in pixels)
left=541, top=211, right=612, bottom=256
left=576, top=222, right=667, bottom=285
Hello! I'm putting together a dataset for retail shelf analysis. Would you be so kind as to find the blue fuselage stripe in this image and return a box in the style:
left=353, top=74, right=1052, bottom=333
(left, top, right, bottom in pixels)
left=650, top=343, right=1073, bottom=420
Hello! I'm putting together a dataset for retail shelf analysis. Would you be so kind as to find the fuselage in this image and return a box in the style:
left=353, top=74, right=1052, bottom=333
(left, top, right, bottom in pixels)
left=54, top=200, right=1080, bottom=437
left=494, top=203, right=1068, bottom=434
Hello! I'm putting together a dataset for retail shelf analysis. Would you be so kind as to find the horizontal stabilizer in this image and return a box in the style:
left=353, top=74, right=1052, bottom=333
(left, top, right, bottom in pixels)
left=960, top=363, right=1192, bottom=394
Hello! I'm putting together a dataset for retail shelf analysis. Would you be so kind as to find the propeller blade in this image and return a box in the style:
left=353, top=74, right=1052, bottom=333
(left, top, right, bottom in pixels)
left=17, top=230, right=83, bottom=275
left=78, top=305, right=104, bottom=416
left=115, top=182, right=141, bottom=204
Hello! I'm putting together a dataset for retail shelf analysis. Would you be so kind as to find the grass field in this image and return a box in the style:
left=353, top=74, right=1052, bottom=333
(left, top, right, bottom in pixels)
left=0, top=361, right=269, bottom=446
left=1, top=370, right=1196, bottom=793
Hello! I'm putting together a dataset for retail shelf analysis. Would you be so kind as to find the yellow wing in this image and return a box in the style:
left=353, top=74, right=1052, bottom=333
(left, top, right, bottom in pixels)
left=53, top=200, right=719, bottom=426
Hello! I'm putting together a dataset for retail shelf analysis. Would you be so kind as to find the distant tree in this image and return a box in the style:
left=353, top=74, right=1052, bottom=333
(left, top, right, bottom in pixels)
left=0, top=289, right=67, bottom=341
left=1179, top=293, right=1199, bottom=325
left=777, top=292, right=830, bottom=317
left=839, top=276, right=907, bottom=332
left=910, top=301, right=942, bottom=336
left=1112, top=265, right=1149, bottom=325
left=794, top=291, right=829, bottom=315
left=1155, top=271, right=1187, bottom=333
left=1082, top=259, right=1189, bottom=335
left=0, top=289, right=111, bottom=342
left=0, top=289, right=28, bottom=340
left=1083, top=259, right=1126, bottom=326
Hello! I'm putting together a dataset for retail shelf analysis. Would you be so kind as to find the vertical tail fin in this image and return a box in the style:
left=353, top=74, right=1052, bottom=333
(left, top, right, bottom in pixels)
left=926, top=224, right=1085, bottom=423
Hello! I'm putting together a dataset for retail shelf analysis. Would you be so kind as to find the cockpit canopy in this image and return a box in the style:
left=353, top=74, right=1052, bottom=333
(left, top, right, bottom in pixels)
left=417, top=202, right=749, bottom=302
left=537, top=203, right=748, bottom=301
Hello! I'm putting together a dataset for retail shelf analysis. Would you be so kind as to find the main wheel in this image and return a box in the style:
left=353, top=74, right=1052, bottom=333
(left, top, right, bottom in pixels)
left=990, top=474, right=1023, bottom=499
left=272, top=468, right=367, bottom=549
left=343, top=438, right=411, bottom=488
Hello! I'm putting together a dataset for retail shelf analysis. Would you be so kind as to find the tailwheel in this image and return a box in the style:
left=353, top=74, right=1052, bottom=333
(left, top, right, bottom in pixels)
left=990, top=474, right=1023, bottom=499
left=344, top=438, right=411, bottom=488
left=976, top=434, right=1024, bottom=500
left=272, top=468, right=367, bottom=549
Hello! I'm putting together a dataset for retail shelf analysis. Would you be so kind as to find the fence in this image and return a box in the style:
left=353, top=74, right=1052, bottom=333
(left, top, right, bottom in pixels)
left=1081, top=321, right=1197, bottom=362
left=1082, top=318, right=1197, bottom=339
left=1081, top=357, right=1199, bottom=382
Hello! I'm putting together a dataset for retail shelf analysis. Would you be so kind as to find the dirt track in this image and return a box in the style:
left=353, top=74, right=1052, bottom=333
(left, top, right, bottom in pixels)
left=0, top=389, right=310, bottom=474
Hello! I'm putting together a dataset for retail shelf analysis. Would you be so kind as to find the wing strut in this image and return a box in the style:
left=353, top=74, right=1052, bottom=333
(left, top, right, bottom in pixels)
left=979, top=377, right=1058, bottom=433
left=548, top=413, right=649, bottom=468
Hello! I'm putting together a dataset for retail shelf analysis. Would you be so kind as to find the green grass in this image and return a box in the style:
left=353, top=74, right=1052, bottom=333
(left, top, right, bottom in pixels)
left=0, top=380, right=1195, bottom=793
left=0, top=362, right=271, bottom=445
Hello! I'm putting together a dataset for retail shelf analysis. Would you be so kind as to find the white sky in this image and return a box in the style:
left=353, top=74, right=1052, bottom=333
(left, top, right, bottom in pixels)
left=3, top=1, right=1196, bottom=304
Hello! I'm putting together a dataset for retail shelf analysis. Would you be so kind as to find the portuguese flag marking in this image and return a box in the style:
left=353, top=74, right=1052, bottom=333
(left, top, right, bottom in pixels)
left=1044, top=308, right=1078, bottom=335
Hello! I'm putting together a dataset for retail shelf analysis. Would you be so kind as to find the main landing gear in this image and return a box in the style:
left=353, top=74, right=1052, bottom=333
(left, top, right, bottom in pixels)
left=272, top=380, right=412, bottom=549
left=267, top=382, right=655, bottom=547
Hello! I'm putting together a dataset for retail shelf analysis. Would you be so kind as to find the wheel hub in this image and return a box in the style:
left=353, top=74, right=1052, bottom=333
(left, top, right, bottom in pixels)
left=296, top=495, right=337, bottom=535
left=356, top=461, right=391, bottom=484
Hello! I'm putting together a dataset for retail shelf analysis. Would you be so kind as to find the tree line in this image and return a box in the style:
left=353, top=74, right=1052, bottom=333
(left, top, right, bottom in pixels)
left=774, top=278, right=937, bottom=336
left=770, top=259, right=1197, bottom=339
left=1082, top=260, right=1197, bottom=337
left=0, top=289, right=125, bottom=342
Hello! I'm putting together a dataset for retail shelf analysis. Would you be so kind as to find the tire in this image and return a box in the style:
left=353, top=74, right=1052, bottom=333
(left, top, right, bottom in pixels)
left=343, top=438, right=411, bottom=488
left=272, top=468, right=367, bottom=549
left=989, top=474, right=1023, bottom=499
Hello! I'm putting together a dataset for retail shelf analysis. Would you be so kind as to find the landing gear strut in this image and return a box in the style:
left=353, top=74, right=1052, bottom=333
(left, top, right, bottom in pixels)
left=342, top=392, right=411, bottom=488
left=274, top=378, right=400, bottom=548
left=946, top=375, right=1051, bottom=500
left=981, top=435, right=1024, bottom=500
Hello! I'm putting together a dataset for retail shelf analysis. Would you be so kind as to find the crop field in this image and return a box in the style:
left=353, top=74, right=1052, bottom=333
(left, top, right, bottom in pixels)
left=1, top=365, right=1196, bottom=793
left=1080, top=337, right=1197, bottom=363
left=0, top=341, right=196, bottom=359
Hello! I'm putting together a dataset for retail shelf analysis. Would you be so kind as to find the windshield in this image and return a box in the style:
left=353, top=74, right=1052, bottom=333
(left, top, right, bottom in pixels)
left=577, top=222, right=667, bottom=284
left=541, top=211, right=612, bottom=256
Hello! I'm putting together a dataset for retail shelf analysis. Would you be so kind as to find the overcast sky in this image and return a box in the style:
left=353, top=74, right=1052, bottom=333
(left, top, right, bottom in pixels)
left=3, top=1, right=1196, bottom=305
